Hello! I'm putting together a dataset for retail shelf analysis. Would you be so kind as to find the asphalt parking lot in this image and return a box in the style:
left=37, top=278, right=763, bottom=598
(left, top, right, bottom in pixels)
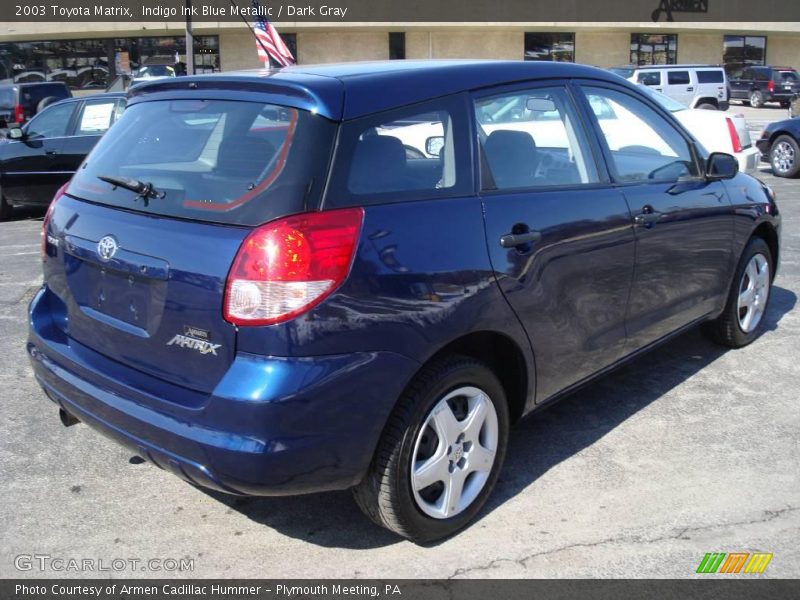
left=1, top=161, right=798, bottom=579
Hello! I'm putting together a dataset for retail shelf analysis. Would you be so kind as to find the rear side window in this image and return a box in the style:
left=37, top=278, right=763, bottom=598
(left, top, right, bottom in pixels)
left=69, top=99, right=336, bottom=226
left=326, top=95, right=472, bottom=207
left=75, top=99, right=118, bottom=136
left=667, top=71, right=691, bottom=85
left=697, top=70, right=724, bottom=84
left=637, top=72, right=661, bottom=86
left=0, top=89, right=14, bottom=109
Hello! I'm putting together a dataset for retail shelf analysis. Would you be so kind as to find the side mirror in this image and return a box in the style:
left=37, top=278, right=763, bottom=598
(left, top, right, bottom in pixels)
left=7, top=127, right=24, bottom=140
left=425, top=136, right=444, bottom=157
left=706, top=152, right=738, bottom=180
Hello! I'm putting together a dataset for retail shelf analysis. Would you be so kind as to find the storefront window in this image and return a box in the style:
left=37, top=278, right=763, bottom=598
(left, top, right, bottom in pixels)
left=524, top=33, right=575, bottom=62
left=630, top=34, right=677, bottom=65
left=723, top=35, right=766, bottom=73
left=0, top=35, right=220, bottom=90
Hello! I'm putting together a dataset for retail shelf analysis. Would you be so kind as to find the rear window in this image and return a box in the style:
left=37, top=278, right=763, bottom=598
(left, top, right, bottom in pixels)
left=697, top=70, right=725, bottom=84
left=775, top=70, right=799, bottom=83
left=68, top=99, right=336, bottom=226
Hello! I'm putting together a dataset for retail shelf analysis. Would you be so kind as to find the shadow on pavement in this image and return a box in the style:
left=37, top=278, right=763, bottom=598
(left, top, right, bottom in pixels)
left=202, top=286, right=796, bottom=549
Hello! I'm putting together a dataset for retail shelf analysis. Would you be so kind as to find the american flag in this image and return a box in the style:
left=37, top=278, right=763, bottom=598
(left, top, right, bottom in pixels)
left=251, top=0, right=295, bottom=67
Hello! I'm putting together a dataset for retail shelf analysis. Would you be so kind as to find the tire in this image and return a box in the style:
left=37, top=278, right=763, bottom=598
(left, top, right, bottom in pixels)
left=36, top=96, right=59, bottom=113
left=780, top=102, right=791, bottom=108
left=705, top=237, right=773, bottom=348
left=749, top=90, right=764, bottom=109
left=0, top=192, right=11, bottom=222
left=769, top=135, right=800, bottom=178
left=353, top=355, right=510, bottom=543
left=696, top=102, right=717, bottom=110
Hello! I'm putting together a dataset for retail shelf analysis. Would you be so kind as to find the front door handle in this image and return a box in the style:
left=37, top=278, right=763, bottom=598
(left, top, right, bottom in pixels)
left=500, top=229, right=542, bottom=248
left=686, top=86, right=694, bottom=92
left=634, top=205, right=660, bottom=228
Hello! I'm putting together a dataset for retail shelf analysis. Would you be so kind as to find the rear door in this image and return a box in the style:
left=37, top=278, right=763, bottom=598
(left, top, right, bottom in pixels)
left=729, top=68, right=748, bottom=99
left=578, top=83, right=734, bottom=351
left=0, top=100, right=76, bottom=206
left=476, top=81, right=635, bottom=401
left=664, top=69, right=694, bottom=106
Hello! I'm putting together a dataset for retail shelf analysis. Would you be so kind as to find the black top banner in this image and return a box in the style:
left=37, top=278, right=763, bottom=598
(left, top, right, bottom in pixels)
left=3, top=0, right=800, bottom=22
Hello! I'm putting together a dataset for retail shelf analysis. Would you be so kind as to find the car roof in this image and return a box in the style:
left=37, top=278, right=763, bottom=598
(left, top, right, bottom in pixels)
left=43, top=92, right=126, bottom=109
left=130, top=59, right=624, bottom=121
left=613, top=64, right=724, bottom=70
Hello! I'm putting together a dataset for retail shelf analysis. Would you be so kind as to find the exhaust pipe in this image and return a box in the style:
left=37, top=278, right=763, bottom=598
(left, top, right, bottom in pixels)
left=59, top=408, right=80, bottom=427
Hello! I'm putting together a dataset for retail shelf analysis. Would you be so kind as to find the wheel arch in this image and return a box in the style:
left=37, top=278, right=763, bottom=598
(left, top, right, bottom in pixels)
left=420, top=331, right=530, bottom=424
left=693, top=97, right=718, bottom=109
left=751, top=222, right=780, bottom=280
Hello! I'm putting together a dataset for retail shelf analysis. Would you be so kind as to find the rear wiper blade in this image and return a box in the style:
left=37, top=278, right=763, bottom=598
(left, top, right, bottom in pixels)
left=98, top=175, right=165, bottom=205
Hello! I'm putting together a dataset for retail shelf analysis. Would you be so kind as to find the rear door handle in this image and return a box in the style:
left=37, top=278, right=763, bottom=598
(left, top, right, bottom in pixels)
left=500, top=230, right=542, bottom=248
left=45, top=150, right=58, bottom=156
left=634, top=205, right=660, bottom=228
left=686, top=86, right=694, bottom=92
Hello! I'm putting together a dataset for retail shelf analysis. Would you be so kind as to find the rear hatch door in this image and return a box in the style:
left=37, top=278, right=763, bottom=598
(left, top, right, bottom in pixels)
left=44, top=91, right=338, bottom=394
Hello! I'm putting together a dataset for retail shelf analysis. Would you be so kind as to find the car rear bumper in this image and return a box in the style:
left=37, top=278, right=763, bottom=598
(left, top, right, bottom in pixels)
left=28, top=287, right=420, bottom=496
left=737, top=146, right=761, bottom=174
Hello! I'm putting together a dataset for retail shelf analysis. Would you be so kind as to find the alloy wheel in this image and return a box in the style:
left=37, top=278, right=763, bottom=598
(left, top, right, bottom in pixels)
left=737, top=253, right=770, bottom=333
left=772, top=140, right=796, bottom=175
left=410, top=386, right=499, bottom=519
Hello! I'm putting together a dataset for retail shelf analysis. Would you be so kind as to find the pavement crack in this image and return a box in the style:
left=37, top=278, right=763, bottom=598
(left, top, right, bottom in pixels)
left=448, top=505, right=800, bottom=578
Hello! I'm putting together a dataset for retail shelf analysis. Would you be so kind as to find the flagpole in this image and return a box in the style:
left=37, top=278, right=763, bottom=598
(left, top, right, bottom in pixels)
left=185, top=0, right=195, bottom=74
left=228, top=0, right=273, bottom=66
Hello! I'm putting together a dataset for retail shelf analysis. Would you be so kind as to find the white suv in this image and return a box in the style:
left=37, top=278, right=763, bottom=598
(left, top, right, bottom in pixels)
left=609, top=64, right=730, bottom=111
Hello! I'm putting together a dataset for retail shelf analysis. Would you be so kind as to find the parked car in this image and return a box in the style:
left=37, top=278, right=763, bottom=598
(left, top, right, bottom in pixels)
left=728, top=66, right=800, bottom=108
left=0, top=81, right=71, bottom=129
left=0, top=93, right=125, bottom=220
left=636, top=85, right=760, bottom=174
left=28, top=61, right=780, bottom=543
left=756, top=116, right=800, bottom=177
left=609, top=64, right=729, bottom=110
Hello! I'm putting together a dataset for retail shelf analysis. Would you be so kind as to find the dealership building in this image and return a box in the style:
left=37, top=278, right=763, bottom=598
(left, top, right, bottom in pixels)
left=0, top=21, right=798, bottom=89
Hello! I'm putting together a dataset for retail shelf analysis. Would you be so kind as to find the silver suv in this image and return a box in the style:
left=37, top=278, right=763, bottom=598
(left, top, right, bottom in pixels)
left=609, top=64, right=729, bottom=110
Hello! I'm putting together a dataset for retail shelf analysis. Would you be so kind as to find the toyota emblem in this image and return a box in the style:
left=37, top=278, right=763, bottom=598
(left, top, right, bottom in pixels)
left=97, top=235, right=118, bottom=261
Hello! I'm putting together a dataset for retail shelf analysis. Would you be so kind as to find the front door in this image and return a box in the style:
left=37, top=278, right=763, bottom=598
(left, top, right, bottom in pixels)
left=476, top=83, right=636, bottom=402
left=1, top=101, right=76, bottom=206
left=579, top=83, right=734, bottom=351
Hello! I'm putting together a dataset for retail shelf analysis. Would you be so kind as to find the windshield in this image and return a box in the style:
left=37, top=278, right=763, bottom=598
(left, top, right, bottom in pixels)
left=136, top=65, right=176, bottom=79
left=68, top=99, right=336, bottom=226
left=636, top=84, right=687, bottom=113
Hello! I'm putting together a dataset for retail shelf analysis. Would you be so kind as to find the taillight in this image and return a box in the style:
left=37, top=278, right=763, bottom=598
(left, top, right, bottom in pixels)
left=42, top=182, right=69, bottom=261
left=767, top=80, right=775, bottom=93
left=726, top=117, right=743, bottom=153
left=13, top=104, right=25, bottom=124
left=224, top=208, right=364, bottom=326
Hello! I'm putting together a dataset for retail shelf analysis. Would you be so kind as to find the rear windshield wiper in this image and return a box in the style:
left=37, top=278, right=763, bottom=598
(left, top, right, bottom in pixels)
left=98, top=175, right=165, bottom=205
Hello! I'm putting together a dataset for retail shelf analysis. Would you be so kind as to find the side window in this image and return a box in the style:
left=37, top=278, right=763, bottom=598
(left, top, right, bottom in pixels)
left=474, top=86, right=599, bottom=190
left=697, top=70, right=724, bottom=84
left=24, top=102, right=74, bottom=139
left=75, top=100, right=117, bottom=136
left=742, top=69, right=754, bottom=80
left=327, top=95, right=471, bottom=205
left=583, top=86, right=699, bottom=183
left=637, top=71, right=661, bottom=86
left=667, top=71, right=691, bottom=85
